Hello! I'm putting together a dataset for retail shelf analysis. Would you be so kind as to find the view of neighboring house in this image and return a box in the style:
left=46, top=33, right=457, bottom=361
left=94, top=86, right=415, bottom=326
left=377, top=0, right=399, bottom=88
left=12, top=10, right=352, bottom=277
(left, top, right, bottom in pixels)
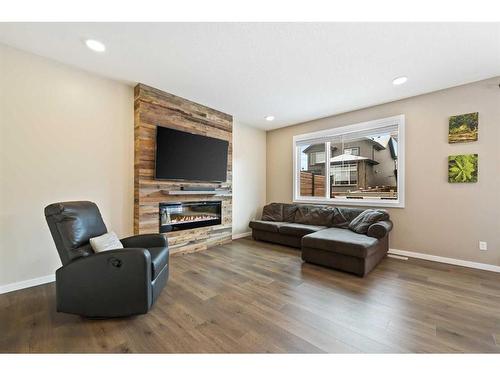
left=301, top=134, right=398, bottom=198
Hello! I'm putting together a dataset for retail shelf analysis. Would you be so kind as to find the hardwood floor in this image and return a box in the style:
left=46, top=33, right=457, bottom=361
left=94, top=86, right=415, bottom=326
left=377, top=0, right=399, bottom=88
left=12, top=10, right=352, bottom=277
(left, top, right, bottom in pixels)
left=1, top=237, right=500, bottom=353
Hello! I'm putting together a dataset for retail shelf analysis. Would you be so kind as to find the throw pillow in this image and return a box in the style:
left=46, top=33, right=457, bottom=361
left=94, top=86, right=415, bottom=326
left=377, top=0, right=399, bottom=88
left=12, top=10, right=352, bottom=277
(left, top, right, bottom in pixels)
left=89, top=231, right=124, bottom=252
left=331, top=207, right=365, bottom=228
left=348, top=209, right=389, bottom=234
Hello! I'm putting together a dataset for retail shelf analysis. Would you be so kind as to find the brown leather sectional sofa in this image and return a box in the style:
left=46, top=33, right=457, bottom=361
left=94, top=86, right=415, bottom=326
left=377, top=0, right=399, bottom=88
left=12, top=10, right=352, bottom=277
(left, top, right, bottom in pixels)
left=249, top=203, right=393, bottom=276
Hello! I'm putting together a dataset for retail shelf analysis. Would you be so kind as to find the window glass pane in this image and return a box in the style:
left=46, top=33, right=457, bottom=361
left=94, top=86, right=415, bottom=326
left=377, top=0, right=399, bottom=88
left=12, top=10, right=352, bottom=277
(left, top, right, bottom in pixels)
left=298, top=143, right=326, bottom=197
left=344, top=147, right=359, bottom=156
left=294, top=118, right=402, bottom=205
left=330, top=129, right=398, bottom=200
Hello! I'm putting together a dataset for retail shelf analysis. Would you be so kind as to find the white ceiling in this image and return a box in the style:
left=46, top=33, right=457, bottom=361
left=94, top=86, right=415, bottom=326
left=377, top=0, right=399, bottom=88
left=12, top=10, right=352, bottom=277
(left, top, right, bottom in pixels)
left=1, top=23, right=499, bottom=130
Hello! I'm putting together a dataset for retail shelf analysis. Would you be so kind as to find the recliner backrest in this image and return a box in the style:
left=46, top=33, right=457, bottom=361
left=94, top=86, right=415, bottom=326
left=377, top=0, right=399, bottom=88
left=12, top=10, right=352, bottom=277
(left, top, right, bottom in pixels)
left=45, top=201, right=107, bottom=265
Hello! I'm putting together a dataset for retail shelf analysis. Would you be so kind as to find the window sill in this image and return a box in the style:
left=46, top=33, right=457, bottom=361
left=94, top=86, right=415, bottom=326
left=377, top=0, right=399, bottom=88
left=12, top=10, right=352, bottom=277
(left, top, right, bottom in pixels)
left=293, top=197, right=404, bottom=208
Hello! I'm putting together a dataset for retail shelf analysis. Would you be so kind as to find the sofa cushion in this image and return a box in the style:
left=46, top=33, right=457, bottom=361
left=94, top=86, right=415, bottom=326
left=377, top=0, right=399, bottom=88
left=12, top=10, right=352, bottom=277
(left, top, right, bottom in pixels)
left=294, top=205, right=335, bottom=226
left=249, top=220, right=286, bottom=233
left=147, top=246, right=169, bottom=280
left=279, top=223, right=327, bottom=237
left=302, top=227, right=379, bottom=258
left=331, top=207, right=366, bottom=228
left=261, top=203, right=283, bottom=222
left=348, top=209, right=390, bottom=234
left=283, top=203, right=298, bottom=222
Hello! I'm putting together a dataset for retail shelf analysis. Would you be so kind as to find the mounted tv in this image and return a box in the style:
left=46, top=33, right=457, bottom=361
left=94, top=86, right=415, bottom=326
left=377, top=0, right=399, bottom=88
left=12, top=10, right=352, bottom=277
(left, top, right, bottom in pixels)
left=155, top=127, right=229, bottom=182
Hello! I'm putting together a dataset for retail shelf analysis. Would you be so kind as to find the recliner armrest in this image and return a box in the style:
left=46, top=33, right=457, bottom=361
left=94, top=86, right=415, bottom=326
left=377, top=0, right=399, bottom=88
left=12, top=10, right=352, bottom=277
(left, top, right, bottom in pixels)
left=121, top=234, right=168, bottom=249
left=367, top=220, right=393, bottom=239
left=56, top=248, right=152, bottom=317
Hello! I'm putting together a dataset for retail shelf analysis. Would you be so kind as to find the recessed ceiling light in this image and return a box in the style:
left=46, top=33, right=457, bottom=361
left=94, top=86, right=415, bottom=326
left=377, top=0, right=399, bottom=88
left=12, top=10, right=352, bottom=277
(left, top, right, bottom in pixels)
left=85, top=39, right=106, bottom=53
left=265, top=116, right=275, bottom=121
left=392, top=76, right=408, bottom=85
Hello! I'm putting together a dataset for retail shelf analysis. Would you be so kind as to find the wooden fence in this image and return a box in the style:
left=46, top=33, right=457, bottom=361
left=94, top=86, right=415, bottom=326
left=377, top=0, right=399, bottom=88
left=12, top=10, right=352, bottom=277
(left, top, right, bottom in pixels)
left=300, top=171, right=325, bottom=197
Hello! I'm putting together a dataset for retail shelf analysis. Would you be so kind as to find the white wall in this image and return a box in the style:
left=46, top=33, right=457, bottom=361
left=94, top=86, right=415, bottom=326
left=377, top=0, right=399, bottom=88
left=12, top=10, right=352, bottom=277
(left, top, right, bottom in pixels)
left=0, top=45, right=134, bottom=291
left=232, top=121, right=267, bottom=236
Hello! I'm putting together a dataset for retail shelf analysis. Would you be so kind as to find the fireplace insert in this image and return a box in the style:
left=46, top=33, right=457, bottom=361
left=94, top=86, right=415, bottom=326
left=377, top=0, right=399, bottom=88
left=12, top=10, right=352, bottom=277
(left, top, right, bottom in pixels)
left=159, top=201, right=222, bottom=232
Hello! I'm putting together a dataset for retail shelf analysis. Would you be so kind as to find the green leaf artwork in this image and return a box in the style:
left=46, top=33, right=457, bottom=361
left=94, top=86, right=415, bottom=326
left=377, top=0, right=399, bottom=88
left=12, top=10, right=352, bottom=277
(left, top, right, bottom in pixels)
left=448, top=112, right=478, bottom=143
left=448, top=154, right=478, bottom=183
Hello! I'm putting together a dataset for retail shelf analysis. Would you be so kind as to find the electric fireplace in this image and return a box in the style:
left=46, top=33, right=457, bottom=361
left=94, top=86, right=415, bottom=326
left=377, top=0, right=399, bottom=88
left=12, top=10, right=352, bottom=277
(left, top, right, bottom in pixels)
left=159, top=201, right=222, bottom=232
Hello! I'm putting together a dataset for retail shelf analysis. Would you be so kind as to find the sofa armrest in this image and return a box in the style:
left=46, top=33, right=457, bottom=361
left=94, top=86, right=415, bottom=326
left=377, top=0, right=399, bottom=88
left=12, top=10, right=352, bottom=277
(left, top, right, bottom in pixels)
left=56, top=248, right=152, bottom=317
left=121, top=233, right=168, bottom=249
left=367, top=220, right=393, bottom=239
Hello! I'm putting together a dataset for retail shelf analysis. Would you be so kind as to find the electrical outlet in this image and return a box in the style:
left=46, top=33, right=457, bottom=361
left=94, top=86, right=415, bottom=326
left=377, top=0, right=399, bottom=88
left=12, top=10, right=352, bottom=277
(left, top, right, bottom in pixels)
left=479, top=241, right=488, bottom=251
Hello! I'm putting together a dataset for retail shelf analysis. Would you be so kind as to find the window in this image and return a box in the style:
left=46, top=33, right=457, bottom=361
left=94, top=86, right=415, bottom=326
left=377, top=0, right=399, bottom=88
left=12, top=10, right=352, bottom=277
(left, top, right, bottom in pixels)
left=332, top=163, right=357, bottom=186
left=314, top=151, right=325, bottom=163
left=293, top=115, right=405, bottom=208
left=343, top=147, right=359, bottom=156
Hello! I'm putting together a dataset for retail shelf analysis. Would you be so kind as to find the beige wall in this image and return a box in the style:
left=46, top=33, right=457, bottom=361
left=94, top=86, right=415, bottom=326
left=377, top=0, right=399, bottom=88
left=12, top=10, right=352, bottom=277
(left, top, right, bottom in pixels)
left=0, top=45, right=266, bottom=290
left=0, top=45, right=135, bottom=288
left=1, top=42, right=498, bottom=291
left=232, top=121, right=267, bottom=235
left=267, top=77, right=500, bottom=266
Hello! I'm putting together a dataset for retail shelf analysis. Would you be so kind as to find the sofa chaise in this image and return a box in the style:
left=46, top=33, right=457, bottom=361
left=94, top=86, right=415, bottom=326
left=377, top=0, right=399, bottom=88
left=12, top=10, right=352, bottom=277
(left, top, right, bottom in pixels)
left=249, top=203, right=393, bottom=276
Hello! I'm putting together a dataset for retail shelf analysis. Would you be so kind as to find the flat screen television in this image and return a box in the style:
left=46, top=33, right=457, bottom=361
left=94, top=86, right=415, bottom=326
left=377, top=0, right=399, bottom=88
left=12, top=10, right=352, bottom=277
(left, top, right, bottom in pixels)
left=155, top=127, right=229, bottom=182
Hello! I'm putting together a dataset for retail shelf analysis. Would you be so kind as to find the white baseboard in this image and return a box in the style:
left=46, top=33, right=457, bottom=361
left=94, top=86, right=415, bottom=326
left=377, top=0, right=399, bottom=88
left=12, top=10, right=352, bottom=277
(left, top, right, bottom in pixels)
left=388, top=248, right=500, bottom=273
left=232, top=231, right=252, bottom=240
left=0, top=274, right=55, bottom=295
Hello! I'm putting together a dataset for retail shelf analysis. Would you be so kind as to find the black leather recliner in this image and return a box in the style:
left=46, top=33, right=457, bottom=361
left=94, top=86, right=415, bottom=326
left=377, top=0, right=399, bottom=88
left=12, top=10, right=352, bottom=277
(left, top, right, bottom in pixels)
left=44, top=201, right=169, bottom=318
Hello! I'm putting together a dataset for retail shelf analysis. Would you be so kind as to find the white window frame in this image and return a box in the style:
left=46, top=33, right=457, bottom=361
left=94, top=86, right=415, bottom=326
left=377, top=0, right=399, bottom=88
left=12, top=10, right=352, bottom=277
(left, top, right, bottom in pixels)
left=292, top=114, right=405, bottom=208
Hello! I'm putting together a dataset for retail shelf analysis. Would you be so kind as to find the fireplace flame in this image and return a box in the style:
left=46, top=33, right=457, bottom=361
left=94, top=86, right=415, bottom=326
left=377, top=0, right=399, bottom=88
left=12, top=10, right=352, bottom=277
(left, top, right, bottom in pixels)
left=169, top=215, right=218, bottom=224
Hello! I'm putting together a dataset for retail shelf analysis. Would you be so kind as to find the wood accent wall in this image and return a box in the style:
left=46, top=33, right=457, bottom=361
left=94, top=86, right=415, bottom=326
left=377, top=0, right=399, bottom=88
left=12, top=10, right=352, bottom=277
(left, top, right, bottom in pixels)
left=134, top=84, right=233, bottom=254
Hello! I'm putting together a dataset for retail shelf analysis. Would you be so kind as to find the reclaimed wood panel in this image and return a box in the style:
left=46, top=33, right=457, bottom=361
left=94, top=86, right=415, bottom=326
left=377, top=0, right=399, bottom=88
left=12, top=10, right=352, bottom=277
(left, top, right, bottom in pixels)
left=134, top=83, right=233, bottom=254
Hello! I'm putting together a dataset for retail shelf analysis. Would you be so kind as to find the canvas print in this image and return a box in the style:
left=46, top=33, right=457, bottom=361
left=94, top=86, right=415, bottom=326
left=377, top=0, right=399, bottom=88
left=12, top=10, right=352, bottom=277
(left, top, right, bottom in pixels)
left=448, top=154, right=478, bottom=183
left=448, top=112, right=478, bottom=143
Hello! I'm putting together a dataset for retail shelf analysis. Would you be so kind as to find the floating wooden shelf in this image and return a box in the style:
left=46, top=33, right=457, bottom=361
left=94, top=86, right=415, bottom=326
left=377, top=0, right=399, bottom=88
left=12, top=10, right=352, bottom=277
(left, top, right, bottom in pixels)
left=161, top=190, right=231, bottom=196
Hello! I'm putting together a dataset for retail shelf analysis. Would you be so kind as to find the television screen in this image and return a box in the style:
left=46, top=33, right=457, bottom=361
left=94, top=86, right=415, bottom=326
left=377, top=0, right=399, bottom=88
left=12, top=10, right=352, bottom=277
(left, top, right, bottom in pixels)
left=155, top=127, right=229, bottom=182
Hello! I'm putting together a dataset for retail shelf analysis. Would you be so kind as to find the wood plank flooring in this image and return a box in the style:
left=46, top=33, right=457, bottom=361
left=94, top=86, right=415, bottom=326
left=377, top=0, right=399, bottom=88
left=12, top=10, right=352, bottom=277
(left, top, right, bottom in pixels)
left=1, top=237, right=500, bottom=353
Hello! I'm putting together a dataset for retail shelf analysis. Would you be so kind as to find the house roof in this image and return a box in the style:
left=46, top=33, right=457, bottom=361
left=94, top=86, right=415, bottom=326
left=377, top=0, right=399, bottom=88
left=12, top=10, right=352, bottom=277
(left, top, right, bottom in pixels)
left=330, top=154, right=378, bottom=165
left=302, top=135, right=394, bottom=154
left=302, top=144, right=337, bottom=153
left=366, top=135, right=392, bottom=150
left=331, top=154, right=368, bottom=162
